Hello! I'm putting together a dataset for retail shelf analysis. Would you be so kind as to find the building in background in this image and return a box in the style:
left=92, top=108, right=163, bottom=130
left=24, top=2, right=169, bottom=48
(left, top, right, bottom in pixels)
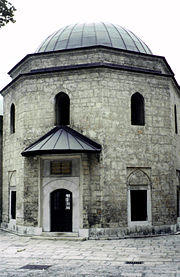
left=0, top=22, right=180, bottom=238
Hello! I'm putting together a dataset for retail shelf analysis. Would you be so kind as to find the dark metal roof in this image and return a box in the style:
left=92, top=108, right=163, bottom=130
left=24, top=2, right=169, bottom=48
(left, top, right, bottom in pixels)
left=36, top=22, right=152, bottom=54
left=21, top=125, right=101, bottom=157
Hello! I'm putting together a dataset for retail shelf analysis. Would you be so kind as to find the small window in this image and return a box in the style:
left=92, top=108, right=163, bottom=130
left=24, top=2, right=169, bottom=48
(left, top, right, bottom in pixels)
left=50, top=160, right=72, bottom=175
left=10, top=104, right=15, bottom=133
left=11, top=191, right=16, bottom=219
left=131, top=93, right=145, bottom=126
left=174, top=105, right=178, bottom=134
left=55, top=92, right=70, bottom=125
left=130, top=190, right=147, bottom=221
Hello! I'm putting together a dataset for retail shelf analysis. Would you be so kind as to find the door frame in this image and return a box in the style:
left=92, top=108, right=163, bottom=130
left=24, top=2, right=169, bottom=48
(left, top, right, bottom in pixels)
left=128, top=185, right=152, bottom=227
left=42, top=178, right=79, bottom=232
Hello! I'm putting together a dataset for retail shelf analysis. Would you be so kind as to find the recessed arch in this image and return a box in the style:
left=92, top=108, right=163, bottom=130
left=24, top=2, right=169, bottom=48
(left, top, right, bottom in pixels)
left=127, top=168, right=151, bottom=187
left=127, top=169, right=152, bottom=224
left=55, top=92, right=70, bottom=125
left=8, top=171, right=16, bottom=221
left=131, top=92, right=145, bottom=126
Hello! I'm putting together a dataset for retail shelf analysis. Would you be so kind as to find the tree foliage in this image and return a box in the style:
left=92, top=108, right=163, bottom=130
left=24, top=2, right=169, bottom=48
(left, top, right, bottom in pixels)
left=0, top=0, right=16, bottom=28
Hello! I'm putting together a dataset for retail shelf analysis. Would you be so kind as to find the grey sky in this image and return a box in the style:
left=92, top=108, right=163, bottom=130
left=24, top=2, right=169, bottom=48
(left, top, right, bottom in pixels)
left=0, top=0, right=179, bottom=115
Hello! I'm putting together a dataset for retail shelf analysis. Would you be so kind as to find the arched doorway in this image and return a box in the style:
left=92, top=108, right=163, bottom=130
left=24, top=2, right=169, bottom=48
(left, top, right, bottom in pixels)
left=50, top=189, right=72, bottom=232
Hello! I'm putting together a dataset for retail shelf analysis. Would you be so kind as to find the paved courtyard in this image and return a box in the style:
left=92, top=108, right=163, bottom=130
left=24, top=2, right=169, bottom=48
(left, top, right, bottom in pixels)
left=0, top=230, right=180, bottom=276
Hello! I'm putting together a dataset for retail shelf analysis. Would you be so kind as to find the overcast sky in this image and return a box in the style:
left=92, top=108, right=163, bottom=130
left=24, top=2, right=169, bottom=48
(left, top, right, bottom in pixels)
left=0, top=0, right=179, bottom=108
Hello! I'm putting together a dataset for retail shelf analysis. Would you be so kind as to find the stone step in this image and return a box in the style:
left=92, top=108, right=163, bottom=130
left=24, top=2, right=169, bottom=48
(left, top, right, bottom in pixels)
left=31, top=236, right=86, bottom=241
left=31, top=231, right=86, bottom=241
left=41, top=232, right=79, bottom=237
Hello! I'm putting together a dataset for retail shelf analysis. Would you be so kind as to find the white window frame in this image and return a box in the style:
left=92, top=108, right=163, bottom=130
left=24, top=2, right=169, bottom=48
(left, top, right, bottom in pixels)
left=128, top=185, right=152, bottom=227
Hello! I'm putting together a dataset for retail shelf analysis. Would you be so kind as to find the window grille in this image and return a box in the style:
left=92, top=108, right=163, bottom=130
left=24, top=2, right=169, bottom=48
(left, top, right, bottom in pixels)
left=50, top=160, right=72, bottom=175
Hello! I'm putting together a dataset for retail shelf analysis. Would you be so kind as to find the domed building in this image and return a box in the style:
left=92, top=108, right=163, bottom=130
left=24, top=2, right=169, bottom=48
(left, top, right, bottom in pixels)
left=0, top=22, right=180, bottom=238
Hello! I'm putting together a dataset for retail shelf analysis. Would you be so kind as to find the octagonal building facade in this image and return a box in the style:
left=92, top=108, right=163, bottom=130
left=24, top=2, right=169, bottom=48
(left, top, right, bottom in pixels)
left=1, top=22, right=180, bottom=238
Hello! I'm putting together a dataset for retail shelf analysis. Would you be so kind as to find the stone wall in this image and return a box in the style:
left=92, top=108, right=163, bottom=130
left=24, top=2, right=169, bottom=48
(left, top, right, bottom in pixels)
left=9, top=47, right=172, bottom=80
left=24, top=157, right=39, bottom=226
left=1, top=47, right=179, bottom=235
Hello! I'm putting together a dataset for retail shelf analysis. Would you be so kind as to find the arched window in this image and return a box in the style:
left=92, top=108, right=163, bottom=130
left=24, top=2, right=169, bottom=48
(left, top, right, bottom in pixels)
left=10, top=103, right=15, bottom=133
left=55, top=92, right=70, bottom=125
left=131, top=92, right=145, bottom=126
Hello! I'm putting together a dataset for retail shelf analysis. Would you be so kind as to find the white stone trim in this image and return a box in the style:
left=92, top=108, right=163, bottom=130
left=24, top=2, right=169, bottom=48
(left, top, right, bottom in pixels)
left=128, top=185, right=152, bottom=227
left=42, top=177, right=80, bottom=232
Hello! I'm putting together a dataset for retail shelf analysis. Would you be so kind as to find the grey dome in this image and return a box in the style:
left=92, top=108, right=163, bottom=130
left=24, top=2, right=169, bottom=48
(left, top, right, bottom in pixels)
left=36, top=22, right=152, bottom=54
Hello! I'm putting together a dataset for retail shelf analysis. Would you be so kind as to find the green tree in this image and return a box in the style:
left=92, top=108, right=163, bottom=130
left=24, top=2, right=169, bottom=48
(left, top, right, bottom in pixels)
left=0, top=0, right=16, bottom=28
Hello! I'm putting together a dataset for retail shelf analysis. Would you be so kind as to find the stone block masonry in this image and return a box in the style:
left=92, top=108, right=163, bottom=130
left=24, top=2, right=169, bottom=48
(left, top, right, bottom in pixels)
left=1, top=46, right=180, bottom=238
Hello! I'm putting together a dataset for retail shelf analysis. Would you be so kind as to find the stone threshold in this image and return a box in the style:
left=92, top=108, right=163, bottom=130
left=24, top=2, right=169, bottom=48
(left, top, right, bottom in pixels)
left=31, top=232, right=87, bottom=241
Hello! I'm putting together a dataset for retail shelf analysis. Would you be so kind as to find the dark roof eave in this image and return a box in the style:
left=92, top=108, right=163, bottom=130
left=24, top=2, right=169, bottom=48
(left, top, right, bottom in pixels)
left=1, top=61, right=179, bottom=95
left=21, top=149, right=101, bottom=157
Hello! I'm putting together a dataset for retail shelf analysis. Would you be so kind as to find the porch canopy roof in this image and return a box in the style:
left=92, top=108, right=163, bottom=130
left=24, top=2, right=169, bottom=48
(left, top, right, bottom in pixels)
left=21, top=125, right=102, bottom=157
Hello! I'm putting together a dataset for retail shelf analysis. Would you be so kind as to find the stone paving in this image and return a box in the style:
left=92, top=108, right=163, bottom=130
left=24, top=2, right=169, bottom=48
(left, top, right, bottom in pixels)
left=0, top=230, right=180, bottom=276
